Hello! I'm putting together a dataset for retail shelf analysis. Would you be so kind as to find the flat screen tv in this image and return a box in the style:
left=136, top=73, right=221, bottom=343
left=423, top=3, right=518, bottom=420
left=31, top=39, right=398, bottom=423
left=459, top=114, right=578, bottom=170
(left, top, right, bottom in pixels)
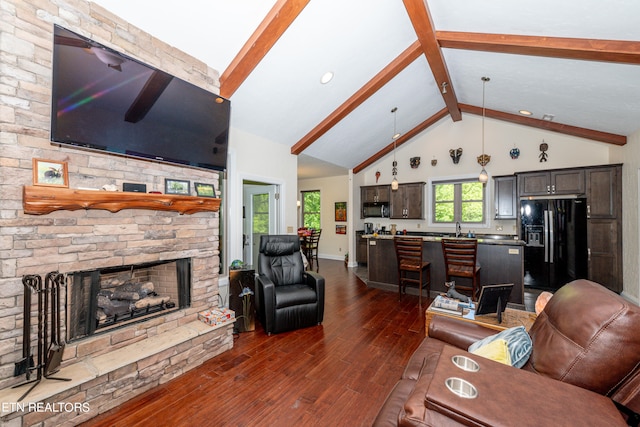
left=51, top=25, right=230, bottom=171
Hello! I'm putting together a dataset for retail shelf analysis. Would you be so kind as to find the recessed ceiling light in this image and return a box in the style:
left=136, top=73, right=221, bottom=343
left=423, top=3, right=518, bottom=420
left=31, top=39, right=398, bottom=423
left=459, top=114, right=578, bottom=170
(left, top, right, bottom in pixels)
left=320, top=71, right=334, bottom=84
left=519, top=110, right=532, bottom=116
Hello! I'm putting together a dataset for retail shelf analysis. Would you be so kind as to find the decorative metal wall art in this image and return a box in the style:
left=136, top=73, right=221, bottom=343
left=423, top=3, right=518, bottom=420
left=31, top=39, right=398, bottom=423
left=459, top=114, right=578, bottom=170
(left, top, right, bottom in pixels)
left=431, top=157, right=437, bottom=166
left=410, top=157, right=420, bottom=169
left=539, top=142, right=549, bottom=162
left=449, top=148, right=463, bottom=164
left=510, top=147, right=520, bottom=159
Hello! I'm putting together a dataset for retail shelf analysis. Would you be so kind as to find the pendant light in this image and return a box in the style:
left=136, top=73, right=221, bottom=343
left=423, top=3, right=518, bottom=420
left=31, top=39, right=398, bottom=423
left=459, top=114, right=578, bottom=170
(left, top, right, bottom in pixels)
left=391, top=107, right=400, bottom=191
left=478, top=77, right=491, bottom=183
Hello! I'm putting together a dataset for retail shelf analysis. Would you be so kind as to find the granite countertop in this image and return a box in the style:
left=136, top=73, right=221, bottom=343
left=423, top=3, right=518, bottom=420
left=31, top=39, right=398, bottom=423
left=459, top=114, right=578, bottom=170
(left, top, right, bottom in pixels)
left=362, top=233, right=525, bottom=246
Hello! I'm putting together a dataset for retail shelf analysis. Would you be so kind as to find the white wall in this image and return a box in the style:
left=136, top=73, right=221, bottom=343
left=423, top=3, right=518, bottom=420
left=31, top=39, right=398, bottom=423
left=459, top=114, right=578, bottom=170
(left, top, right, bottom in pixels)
left=298, top=174, right=350, bottom=261
left=226, top=127, right=298, bottom=263
left=611, top=129, right=640, bottom=303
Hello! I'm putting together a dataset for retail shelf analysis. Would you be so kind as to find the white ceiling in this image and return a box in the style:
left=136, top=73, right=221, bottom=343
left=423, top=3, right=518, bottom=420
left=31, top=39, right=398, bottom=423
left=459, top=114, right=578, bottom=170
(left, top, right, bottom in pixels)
left=92, top=0, right=640, bottom=178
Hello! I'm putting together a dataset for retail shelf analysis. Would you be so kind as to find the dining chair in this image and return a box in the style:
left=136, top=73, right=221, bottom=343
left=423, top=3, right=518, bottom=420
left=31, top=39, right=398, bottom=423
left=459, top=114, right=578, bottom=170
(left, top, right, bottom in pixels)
left=394, top=237, right=431, bottom=308
left=304, top=229, right=322, bottom=272
left=441, top=238, right=481, bottom=299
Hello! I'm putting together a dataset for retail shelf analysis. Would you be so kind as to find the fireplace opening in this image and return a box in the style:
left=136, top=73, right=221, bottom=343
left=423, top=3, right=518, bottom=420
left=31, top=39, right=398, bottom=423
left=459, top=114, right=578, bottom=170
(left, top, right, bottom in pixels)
left=67, top=258, right=191, bottom=341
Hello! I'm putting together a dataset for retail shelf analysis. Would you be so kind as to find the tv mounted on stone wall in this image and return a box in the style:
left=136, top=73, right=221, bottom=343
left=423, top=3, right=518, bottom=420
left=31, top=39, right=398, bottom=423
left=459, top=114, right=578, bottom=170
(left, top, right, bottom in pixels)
left=50, top=25, right=230, bottom=172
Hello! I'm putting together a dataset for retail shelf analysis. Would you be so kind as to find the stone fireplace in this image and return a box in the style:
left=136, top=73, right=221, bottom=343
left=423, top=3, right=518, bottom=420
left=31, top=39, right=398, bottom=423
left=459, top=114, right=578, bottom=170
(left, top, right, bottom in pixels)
left=0, top=1, right=235, bottom=425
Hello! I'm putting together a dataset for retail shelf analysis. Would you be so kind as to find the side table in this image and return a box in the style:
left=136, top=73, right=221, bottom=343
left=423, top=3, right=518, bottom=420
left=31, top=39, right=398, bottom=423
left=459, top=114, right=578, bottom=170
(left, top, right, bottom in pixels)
left=229, top=267, right=256, bottom=332
left=425, top=301, right=536, bottom=337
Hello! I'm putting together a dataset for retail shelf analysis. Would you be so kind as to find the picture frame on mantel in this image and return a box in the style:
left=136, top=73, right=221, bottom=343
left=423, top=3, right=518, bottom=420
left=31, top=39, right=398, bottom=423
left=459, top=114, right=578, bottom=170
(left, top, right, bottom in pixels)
left=32, top=158, right=69, bottom=188
left=165, top=179, right=190, bottom=195
left=194, top=182, right=216, bottom=198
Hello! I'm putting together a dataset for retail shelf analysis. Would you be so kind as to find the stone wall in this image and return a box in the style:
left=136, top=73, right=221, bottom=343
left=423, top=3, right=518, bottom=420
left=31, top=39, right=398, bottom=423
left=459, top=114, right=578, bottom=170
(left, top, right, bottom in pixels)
left=0, top=0, right=231, bottom=421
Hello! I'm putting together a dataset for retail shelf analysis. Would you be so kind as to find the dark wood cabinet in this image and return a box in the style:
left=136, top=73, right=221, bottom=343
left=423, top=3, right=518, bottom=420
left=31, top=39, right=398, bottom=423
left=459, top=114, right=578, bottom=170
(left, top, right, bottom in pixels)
left=493, top=175, right=517, bottom=219
left=390, top=182, right=425, bottom=219
left=518, top=169, right=584, bottom=196
left=356, top=231, right=367, bottom=264
left=586, top=165, right=622, bottom=293
left=361, top=185, right=390, bottom=203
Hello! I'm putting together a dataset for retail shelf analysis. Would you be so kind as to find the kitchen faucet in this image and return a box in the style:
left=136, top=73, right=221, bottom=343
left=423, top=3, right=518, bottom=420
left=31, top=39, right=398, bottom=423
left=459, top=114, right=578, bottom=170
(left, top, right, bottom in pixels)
left=455, top=221, right=461, bottom=237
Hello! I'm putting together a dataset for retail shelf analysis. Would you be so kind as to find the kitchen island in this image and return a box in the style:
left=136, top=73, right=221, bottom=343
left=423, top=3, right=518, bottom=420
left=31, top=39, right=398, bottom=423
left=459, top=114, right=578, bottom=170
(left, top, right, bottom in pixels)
left=364, top=234, right=525, bottom=305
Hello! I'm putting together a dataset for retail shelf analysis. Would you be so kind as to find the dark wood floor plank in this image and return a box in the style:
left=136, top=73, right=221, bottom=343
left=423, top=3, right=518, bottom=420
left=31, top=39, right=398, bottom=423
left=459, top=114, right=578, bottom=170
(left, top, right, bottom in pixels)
left=80, top=260, right=427, bottom=426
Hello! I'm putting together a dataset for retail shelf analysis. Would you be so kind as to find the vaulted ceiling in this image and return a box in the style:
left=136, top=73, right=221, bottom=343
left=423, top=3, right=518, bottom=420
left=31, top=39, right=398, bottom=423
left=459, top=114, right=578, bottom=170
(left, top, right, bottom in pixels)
left=94, top=0, right=640, bottom=178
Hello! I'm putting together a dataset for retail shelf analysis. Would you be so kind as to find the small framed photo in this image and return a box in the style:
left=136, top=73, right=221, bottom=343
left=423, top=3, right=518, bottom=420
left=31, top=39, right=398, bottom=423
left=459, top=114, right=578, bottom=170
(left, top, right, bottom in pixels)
left=335, top=202, right=347, bottom=222
left=165, top=179, right=190, bottom=195
left=336, top=225, right=346, bottom=235
left=194, top=182, right=216, bottom=198
left=32, top=158, right=69, bottom=187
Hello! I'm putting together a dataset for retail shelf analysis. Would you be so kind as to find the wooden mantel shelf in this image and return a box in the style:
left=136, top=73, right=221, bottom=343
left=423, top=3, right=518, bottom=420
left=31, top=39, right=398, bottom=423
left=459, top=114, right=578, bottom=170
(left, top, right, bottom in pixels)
left=23, top=186, right=220, bottom=215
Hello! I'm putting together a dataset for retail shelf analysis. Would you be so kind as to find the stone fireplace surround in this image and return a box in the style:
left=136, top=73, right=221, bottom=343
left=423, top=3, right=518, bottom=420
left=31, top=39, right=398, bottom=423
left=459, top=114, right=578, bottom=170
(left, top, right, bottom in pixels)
left=0, top=1, right=235, bottom=425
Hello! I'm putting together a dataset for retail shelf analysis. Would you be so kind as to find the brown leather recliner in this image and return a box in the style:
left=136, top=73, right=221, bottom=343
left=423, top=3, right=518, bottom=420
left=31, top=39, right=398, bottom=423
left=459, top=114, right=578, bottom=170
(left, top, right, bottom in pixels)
left=374, top=280, right=640, bottom=426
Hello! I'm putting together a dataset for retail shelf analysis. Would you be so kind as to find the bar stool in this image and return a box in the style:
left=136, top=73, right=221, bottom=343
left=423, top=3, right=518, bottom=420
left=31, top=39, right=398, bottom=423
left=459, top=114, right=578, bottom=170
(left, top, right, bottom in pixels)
left=394, top=237, right=431, bottom=308
left=304, top=229, right=322, bottom=272
left=441, top=238, right=481, bottom=299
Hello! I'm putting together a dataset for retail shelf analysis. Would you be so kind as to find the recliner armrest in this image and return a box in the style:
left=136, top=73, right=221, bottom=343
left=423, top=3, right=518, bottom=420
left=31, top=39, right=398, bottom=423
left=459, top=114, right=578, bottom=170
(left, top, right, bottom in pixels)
left=255, top=274, right=276, bottom=332
left=418, top=345, right=626, bottom=427
left=428, top=315, right=497, bottom=350
left=304, top=271, right=325, bottom=324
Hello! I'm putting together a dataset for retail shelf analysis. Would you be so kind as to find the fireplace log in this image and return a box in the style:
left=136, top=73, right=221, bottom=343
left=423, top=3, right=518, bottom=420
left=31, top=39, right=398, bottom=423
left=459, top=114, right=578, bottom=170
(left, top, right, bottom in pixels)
left=134, top=295, right=170, bottom=309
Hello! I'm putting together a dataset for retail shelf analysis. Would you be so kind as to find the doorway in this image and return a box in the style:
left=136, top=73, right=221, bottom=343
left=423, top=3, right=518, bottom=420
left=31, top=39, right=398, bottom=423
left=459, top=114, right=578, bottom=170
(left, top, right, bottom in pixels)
left=243, top=181, right=280, bottom=266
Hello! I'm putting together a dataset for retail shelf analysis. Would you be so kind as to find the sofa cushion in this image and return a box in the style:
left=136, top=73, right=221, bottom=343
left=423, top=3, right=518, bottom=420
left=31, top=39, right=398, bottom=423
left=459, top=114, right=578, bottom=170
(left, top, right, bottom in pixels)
left=468, top=325, right=532, bottom=368
left=470, top=338, right=511, bottom=365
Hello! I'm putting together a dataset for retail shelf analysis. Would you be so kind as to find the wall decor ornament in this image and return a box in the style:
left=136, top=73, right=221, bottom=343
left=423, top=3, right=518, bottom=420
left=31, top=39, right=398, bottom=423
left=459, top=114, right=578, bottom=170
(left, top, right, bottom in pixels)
left=431, top=157, right=437, bottom=166
left=410, top=157, right=420, bottom=169
left=375, top=171, right=381, bottom=183
left=449, top=148, right=463, bottom=164
left=510, top=147, right=520, bottom=159
left=539, top=141, right=549, bottom=162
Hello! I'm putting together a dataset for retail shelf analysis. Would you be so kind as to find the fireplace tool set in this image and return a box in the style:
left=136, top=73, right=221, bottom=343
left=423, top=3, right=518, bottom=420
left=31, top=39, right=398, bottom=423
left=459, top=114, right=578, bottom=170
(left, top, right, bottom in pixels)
left=13, top=272, right=71, bottom=401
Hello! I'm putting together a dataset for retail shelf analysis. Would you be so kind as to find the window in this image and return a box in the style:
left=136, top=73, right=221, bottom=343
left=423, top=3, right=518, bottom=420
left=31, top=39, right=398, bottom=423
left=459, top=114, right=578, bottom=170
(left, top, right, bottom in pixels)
left=252, top=193, right=269, bottom=234
left=433, top=179, right=485, bottom=224
left=301, top=190, right=320, bottom=230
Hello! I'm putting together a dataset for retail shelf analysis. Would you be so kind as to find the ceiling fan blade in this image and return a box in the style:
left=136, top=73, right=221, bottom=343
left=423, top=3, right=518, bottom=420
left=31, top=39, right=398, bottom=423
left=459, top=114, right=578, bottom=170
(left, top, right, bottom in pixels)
left=54, top=34, right=92, bottom=49
left=124, top=70, right=173, bottom=123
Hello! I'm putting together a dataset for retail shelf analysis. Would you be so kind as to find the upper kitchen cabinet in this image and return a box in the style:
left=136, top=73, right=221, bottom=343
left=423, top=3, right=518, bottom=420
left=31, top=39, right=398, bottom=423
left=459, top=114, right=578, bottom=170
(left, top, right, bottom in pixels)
left=493, top=175, right=517, bottom=219
left=585, top=165, right=621, bottom=219
left=518, top=169, right=585, bottom=197
left=361, top=185, right=390, bottom=204
left=390, top=182, right=425, bottom=219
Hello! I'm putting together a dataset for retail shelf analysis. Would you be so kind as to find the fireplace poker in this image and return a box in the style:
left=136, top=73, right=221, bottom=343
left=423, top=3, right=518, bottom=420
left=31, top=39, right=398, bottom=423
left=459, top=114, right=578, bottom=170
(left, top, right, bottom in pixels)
left=13, top=275, right=38, bottom=377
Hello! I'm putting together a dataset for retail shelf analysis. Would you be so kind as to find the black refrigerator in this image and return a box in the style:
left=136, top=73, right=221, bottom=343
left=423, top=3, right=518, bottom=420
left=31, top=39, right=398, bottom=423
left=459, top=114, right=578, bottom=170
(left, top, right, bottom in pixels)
left=520, top=198, right=588, bottom=290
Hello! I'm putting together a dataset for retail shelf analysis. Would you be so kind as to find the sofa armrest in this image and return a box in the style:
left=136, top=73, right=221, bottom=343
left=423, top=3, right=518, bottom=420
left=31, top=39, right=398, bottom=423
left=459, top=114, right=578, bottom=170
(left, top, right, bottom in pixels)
left=420, top=345, right=626, bottom=427
left=428, top=315, right=498, bottom=349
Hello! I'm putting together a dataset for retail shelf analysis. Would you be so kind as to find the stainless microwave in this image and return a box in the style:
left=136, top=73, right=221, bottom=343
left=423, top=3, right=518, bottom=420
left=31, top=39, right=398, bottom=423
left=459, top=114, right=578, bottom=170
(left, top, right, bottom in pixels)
left=362, top=202, right=389, bottom=218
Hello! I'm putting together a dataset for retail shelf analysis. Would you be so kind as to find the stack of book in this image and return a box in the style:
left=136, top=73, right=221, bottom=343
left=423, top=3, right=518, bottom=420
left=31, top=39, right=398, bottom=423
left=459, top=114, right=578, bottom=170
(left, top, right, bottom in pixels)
left=430, top=295, right=474, bottom=316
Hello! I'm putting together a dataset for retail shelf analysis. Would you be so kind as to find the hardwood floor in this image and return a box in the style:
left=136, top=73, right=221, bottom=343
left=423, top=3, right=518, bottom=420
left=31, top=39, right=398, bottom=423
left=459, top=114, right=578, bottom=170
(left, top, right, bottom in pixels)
left=81, top=260, right=427, bottom=427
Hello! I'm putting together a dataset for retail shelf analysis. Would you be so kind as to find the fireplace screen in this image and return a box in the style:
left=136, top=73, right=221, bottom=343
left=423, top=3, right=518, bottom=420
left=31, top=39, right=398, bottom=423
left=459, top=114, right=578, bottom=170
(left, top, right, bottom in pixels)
left=67, top=258, right=191, bottom=341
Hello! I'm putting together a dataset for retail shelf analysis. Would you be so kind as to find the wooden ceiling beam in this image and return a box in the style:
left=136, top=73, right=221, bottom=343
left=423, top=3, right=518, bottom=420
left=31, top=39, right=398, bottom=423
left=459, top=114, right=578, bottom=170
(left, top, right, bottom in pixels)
left=220, top=0, right=309, bottom=99
left=353, top=108, right=449, bottom=174
left=291, top=41, right=423, bottom=155
left=402, top=0, right=461, bottom=121
left=459, top=104, right=626, bottom=146
left=437, top=31, right=640, bottom=64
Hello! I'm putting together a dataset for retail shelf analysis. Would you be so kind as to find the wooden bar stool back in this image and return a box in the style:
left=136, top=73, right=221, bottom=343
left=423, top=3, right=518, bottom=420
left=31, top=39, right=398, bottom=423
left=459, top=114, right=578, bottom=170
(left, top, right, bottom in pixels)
left=394, top=237, right=431, bottom=308
left=441, top=238, right=481, bottom=299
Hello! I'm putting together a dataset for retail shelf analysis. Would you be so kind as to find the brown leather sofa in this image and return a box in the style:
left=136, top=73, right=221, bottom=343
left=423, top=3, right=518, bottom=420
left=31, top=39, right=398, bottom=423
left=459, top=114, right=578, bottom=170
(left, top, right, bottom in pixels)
left=374, top=279, right=640, bottom=426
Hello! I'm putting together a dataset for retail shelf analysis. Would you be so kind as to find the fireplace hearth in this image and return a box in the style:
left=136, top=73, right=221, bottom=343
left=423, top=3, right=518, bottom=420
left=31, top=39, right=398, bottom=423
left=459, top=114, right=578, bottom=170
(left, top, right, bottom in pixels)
left=67, top=259, right=191, bottom=341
